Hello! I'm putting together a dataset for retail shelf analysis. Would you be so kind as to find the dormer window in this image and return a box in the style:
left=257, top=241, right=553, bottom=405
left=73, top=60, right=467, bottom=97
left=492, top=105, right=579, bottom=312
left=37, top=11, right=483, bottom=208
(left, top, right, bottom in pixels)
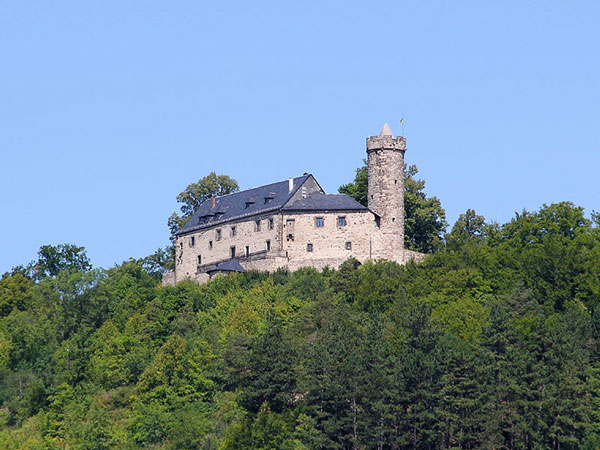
left=245, top=197, right=256, bottom=208
left=264, top=192, right=276, bottom=204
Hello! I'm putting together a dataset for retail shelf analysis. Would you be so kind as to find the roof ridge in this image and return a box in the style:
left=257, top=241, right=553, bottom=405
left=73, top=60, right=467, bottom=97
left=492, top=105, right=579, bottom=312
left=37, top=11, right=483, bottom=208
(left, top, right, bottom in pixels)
left=177, top=174, right=316, bottom=236
left=214, top=174, right=310, bottom=200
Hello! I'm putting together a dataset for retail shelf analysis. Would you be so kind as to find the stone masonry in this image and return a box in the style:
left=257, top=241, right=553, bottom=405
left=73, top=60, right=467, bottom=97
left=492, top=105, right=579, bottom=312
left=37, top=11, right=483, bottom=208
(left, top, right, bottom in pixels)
left=163, top=124, right=423, bottom=286
left=282, top=210, right=382, bottom=271
left=367, top=123, right=406, bottom=262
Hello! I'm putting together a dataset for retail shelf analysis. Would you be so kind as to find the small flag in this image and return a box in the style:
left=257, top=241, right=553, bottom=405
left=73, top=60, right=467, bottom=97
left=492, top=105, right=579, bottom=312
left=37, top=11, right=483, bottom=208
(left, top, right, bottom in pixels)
left=400, top=117, right=404, bottom=124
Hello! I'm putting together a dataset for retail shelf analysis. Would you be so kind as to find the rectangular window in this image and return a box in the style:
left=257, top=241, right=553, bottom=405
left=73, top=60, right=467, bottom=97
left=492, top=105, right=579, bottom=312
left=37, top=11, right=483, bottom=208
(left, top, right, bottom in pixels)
left=197, top=255, right=202, bottom=264
left=307, top=243, right=313, bottom=252
left=216, top=229, right=222, bottom=241
left=315, top=217, right=324, bottom=227
left=266, top=240, right=271, bottom=251
left=209, top=240, right=213, bottom=249
left=338, top=216, right=346, bottom=227
left=245, top=245, right=250, bottom=257
left=268, top=218, right=274, bottom=229
left=231, top=246, right=236, bottom=258
left=190, top=236, right=195, bottom=246
left=231, top=226, right=236, bottom=237
left=286, top=218, right=295, bottom=241
left=345, top=241, right=352, bottom=250
left=255, top=220, right=261, bottom=231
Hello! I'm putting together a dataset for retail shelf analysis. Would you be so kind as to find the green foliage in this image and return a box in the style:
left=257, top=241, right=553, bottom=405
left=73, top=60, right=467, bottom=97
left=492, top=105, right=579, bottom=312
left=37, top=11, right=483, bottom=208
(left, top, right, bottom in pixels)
left=403, top=164, right=448, bottom=252
left=168, top=172, right=239, bottom=239
left=136, top=247, right=174, bottom=277
left=445, top=208, right=493, bottom=251
left=31, top=244, right=92, bottom=280
left=339, top=162, right=447, bottom=253
left=2, top=202, right=600, bottom=448
left=338, top=159, right=369, bottom=207
left=0, top=273, right=33, bottom=317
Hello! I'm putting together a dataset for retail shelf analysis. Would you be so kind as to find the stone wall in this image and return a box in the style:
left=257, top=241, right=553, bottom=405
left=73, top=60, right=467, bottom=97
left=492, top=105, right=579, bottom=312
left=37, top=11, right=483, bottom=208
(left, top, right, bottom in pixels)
left=282, top=210, right=380, bottom=268
left=162, top=270, right=175, bottom=286
left=243, top=255, right=289, bottom=272
left=175, top=212, right=283, bottom=282
left=367, top=133, right=406, bottom=260
left=399, top=249, right=427, bottom=264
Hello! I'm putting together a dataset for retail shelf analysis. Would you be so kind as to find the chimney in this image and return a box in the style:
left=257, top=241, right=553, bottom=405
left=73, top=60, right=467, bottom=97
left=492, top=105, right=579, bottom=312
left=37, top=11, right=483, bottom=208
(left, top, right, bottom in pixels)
left=288, top=177, right=294, bottom=192
left=210, top=197, right=216, bottom=208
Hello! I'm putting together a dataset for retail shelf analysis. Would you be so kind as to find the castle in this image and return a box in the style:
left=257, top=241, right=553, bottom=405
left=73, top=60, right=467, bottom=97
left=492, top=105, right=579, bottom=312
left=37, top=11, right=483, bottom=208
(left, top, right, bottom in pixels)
left=162, top=124, right=423, bottom=285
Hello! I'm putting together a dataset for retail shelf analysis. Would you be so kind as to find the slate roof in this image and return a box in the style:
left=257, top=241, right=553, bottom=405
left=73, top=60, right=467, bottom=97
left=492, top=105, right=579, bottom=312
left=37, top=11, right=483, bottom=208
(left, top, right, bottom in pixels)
left=206, top=258, right=246, bottom=274
left=282, top=193, right=368, bottom=212
left=178, top=174, right=312, bottom=235
left=177, top=174, right=371, bottom=236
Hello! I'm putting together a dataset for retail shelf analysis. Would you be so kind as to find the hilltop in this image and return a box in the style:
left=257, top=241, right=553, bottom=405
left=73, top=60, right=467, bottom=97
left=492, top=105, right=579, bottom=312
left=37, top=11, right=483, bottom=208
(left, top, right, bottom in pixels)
left=1, top=202, right=600, bottom=449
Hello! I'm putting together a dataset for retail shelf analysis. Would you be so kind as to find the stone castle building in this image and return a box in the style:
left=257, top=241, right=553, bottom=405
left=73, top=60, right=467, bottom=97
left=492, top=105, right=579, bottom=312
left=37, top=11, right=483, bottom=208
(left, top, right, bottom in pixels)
left=162, top=124, right=422, bottom=285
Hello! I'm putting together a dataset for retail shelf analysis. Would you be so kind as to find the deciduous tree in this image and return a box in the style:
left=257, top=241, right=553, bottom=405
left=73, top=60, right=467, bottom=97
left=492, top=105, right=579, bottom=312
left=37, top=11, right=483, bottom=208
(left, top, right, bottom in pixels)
left=168, top=172, right=239, bottom=239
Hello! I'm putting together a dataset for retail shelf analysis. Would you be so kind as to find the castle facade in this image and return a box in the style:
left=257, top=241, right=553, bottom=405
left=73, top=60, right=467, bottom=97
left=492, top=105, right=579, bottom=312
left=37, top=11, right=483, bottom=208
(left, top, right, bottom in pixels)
left=162, top=124, right=422, bottom=285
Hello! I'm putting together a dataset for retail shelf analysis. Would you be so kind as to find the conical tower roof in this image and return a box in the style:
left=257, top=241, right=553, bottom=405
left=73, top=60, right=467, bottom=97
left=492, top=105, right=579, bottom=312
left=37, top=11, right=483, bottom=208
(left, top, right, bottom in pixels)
left=379, top=123, right=393, bottom=137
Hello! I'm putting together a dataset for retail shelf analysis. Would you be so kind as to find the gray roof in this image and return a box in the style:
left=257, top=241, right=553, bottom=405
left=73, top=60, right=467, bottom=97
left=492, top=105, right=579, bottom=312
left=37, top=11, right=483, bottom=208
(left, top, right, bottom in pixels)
left=282, top=193, right=368, bottom=212
left=178, top=174, right=312, bottom=235
left=206, top=258, right=246, bottom=273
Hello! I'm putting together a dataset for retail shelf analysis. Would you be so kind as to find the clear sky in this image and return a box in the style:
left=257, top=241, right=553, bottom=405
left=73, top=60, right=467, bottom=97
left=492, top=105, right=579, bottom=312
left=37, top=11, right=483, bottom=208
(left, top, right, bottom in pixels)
left=1, top=0, right=599, bottom=273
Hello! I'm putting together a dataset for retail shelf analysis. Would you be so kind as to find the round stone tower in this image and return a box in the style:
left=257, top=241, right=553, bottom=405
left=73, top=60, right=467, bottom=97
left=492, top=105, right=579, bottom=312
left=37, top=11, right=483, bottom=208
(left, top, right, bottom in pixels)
left=367, top=123, right=406, bottom=260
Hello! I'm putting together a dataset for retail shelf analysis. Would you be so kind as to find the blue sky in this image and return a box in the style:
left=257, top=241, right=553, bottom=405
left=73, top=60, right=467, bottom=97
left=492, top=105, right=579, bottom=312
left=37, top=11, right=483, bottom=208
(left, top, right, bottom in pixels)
left=1, top=0, right=599, bottom=273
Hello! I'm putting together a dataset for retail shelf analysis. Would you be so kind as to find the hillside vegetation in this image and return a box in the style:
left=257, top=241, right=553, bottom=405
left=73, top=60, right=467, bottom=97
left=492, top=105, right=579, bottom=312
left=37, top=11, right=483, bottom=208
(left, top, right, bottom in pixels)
left=1, top=202, right=600, bottom=449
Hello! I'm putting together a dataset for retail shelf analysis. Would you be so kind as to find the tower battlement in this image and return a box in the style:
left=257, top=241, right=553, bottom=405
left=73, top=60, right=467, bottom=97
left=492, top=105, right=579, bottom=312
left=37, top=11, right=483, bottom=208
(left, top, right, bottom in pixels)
left=366, top=122, right=406, bottom=151
left=366, top=135, right=406, bottom=151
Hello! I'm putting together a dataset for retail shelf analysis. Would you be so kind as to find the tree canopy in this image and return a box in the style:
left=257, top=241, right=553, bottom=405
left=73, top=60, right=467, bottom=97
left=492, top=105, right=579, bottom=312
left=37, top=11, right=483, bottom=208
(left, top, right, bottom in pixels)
left=168, top=172, right=239, bottom=239
left=2, top=201, right=600, bottom=449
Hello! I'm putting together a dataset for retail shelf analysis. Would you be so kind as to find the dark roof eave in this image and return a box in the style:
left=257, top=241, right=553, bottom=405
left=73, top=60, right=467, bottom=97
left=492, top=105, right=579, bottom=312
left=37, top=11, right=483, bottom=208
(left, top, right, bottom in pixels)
left=206, top=267, right=241, bottom=273
left=368, top=208, right=381, bottom=218
left=281, top=207, right=370, bottom=213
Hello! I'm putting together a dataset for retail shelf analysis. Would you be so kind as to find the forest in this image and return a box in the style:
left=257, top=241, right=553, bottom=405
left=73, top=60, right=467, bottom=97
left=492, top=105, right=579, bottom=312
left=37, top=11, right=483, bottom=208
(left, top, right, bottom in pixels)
left=1, top=169, right=600, bottom=449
